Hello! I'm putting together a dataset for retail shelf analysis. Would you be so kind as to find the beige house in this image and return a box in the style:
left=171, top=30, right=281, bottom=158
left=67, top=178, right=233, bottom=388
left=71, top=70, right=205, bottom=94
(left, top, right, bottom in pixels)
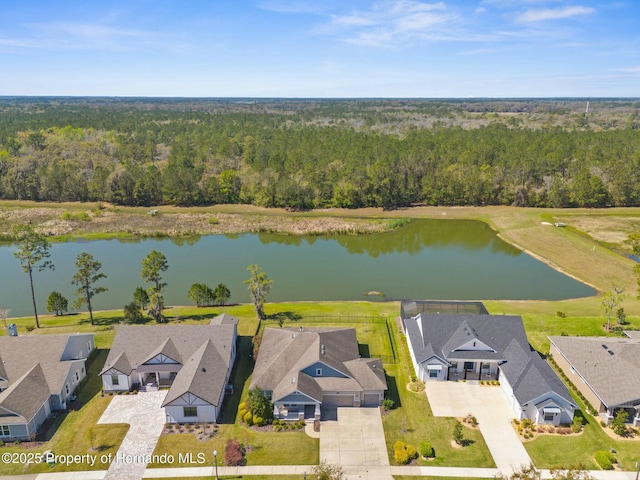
left=100, top=314, right=237, bottom=423
left=251, top=327, right=387, bottom=420
left=0, top=333, right=95, bottom=441
left=549, top=335, right=640, bottom=426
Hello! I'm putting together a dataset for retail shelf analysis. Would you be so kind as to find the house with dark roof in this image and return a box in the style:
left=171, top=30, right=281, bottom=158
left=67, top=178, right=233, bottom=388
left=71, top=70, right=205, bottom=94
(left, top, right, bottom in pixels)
left=549, top=336, right=640, bottom=426
left=100, top=314, right=237, bottom=423
left=0, top=333, right=95, bottom=441
left=251, top=327, right=387, bottom=420
left=402, top=301, right=575, bottom=425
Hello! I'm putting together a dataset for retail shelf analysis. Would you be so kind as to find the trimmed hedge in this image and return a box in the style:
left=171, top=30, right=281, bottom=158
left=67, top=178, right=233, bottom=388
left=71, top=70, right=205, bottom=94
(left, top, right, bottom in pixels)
left=594, top=450, right=616, bottom=470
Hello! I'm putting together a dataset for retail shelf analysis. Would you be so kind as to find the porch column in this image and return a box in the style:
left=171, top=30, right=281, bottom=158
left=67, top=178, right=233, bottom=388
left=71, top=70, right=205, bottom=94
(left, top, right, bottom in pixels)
left=155, top=371, right=160, bottom=385
left=138, top=372, right=143, bottom=385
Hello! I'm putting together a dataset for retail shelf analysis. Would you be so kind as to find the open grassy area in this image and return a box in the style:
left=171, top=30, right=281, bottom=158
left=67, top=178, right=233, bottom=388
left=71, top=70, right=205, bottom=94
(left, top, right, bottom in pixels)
left=0, top=350, right=128, bottom=475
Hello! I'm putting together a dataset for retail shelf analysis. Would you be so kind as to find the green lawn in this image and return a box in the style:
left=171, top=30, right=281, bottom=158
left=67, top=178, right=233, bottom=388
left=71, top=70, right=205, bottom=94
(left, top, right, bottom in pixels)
left=381, top=326, right=495, bottom=468
left=0, top=350, right=128, bottom=475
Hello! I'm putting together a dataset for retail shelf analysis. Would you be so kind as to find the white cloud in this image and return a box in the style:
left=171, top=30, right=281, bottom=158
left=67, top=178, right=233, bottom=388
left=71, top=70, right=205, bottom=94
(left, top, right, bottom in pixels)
left=322, top=1, right=461, bottom=47
left=619, top=66, right=640, bottom=73
left=516, top=6, right=596, bottom=23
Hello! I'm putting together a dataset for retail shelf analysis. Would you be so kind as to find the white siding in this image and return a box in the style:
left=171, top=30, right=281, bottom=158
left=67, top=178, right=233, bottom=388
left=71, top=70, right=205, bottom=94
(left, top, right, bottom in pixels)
left=102, top=373, right=130, bottom=391
left=499, top=369, right=524, bottom=420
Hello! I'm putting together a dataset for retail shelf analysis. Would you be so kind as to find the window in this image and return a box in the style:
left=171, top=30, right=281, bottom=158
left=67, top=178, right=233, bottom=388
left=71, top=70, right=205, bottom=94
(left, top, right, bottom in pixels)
left=111, top=375, right=119, bottom=386
left=482, top=363, right=490, bottom=370
left=544, top=413, right=554, bottom=422
left=450, top=362, right=458, bottom=369
left=429, top=370, right=438, bottom=378
left=65, top=384, right=69, bottom=395
left=1, top=425, right=10, bottom=436
left=316, top=368, right=322, bottom=376
left=75, top=372, right=79, bottom=381
left=87, top=341, right=92, bottom=352
left=183, top=406, right=198, bottom=417
left=464, top=362, right=474, bottom=370
left=82, top=367, right=85, bottom=374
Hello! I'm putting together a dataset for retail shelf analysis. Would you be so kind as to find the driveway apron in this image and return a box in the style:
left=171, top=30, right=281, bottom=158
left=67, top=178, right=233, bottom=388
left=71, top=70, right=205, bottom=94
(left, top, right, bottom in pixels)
left=424, top=382, right=532, bottom=473
left=98, top=391, right=167, bottom=480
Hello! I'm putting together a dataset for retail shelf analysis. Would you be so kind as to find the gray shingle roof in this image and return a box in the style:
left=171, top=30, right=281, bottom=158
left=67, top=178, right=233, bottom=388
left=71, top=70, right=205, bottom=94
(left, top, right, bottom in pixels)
left=100, top=324, right=235, bottom=375
left=0, top=364, right=51, bottom=424
left=209, top=313, right=239, bottom=326
left=549, top=336, right=640, bottom=407
left=406, top=314, right=573, bottom=406
left=251, top=327, right=387, bottom=403
left=102, top=324, right=236, bottom=408
left=162, top=339, right=228, bottom=407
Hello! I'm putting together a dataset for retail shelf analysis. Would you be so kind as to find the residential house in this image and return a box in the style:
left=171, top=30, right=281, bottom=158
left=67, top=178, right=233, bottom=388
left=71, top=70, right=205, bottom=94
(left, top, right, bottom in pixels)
left=402, top=300, right=575, bottom=425
left=100, top=314, right=237, bottom=423
left=0, top=333, right=95, bottom=441
left=251, top=327, right=387, bottom=420
left=549, top=335, right=640, bottom=426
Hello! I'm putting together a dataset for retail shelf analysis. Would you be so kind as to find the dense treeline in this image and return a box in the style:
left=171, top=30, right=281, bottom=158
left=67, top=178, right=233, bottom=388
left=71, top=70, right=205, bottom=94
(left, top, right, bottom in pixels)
left=0, top=98, right=639, bottom=210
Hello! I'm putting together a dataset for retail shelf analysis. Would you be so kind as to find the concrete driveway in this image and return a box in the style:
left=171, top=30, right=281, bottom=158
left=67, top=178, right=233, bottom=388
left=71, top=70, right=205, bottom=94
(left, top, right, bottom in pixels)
left=424, top=382, right=532, bottom=473
left=320, top=407, right=392, bottom=480
left=98, top=391, right=168, bottom=480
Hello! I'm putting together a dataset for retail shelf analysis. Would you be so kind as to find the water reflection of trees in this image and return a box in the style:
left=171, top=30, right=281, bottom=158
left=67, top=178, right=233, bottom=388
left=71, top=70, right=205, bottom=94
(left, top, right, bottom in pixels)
left=255, top=220, right=520, bottom=258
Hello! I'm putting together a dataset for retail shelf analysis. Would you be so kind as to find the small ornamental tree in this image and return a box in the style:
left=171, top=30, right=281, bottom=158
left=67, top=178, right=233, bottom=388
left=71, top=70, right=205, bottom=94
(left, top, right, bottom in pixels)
left=453, top=420, right=464, bottom=445
left=610, top=409, right=629, bottom=436
left=47, top=291, right=68, bottom=316
left=224, top=438, right=245, bottom=466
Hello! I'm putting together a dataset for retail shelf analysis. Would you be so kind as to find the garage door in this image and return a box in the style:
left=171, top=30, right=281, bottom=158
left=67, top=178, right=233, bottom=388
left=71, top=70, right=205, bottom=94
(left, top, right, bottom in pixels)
left=322, top=395, right=354, bottom=407
left=363, top=394, right=380, bottom=407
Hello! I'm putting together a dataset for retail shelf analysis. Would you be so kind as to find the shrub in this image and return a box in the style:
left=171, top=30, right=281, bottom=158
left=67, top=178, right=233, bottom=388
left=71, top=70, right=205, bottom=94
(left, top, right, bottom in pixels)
left=382, top=398, right=394, bottom=411
left=393, top=441, right=411, bottom=465
left=556, top=311, right=566, bottom=318
left=610, top=410, right=629, bottom=436
left=243, top=411, right=254, bottom=426
left=405, top=444, right=417, bottom=460
left=253, top=415, right=264, bottom=426
left=418, top=441, right=434, bottom=458
left=26, top=325, right=35, bottom=332
left=571, top=415, right=583, bottom=433
left=224, top=438, right=245, bottom=466
left=594, top=450, right=615, bottom=470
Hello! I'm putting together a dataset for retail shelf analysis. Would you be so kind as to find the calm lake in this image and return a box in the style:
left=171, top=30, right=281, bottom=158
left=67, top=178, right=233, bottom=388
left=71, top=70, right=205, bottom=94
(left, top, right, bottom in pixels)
left=0, top=219, right=595, bottom=318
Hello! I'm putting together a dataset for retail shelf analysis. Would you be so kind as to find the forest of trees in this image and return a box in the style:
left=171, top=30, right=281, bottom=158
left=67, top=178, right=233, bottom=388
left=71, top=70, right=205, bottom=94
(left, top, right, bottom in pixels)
left=0, top=97, right=639, bottom=211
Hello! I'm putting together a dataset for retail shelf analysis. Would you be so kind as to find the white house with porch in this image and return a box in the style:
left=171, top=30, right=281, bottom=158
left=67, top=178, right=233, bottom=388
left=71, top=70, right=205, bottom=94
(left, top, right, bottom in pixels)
left=100, top=315, right=237, bottom=423
left=402, top=301, right=575, bottom=426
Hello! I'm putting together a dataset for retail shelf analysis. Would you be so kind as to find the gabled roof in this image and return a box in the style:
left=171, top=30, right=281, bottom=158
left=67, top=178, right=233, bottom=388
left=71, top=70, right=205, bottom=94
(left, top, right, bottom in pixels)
left=210, top=313, right=239, bottom=326
left=405, top=313, right=573, bottom=407
left=549, top=336, right=640, bottom=407
left=162, top=339, right=228, bottom=407
left=251, top=327, right=387, bottom=402
left=0, top=334, right=92, bottom=394
left=141, top=338, right=182, bottom=365
left=0, top=364, right=51, bottom=424
left=101, top=324, right=235, bottom=376
left=101, top=351, right=133, bottom=376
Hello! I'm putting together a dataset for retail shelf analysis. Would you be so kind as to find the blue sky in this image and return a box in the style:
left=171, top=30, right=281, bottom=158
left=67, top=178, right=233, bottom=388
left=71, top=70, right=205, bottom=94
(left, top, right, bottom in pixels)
left=0, top=0, right=638, bottom=97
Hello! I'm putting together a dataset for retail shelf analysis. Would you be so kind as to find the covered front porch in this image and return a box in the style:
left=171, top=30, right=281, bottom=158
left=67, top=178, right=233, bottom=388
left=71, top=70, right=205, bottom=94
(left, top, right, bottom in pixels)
left=274, top=402, right=320, bottom=421
left=447, top=360, right=499, bottom=381
left=135, top=364, right=181, bottom=391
